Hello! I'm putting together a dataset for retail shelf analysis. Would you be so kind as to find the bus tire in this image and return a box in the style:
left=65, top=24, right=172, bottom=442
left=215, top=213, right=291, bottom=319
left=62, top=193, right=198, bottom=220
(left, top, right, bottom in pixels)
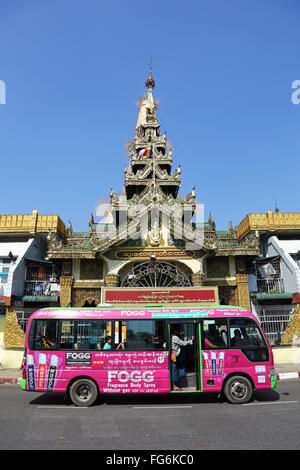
left=69, top=378, right=98, bottom=407
left=223, top=375, right=253, bottom=404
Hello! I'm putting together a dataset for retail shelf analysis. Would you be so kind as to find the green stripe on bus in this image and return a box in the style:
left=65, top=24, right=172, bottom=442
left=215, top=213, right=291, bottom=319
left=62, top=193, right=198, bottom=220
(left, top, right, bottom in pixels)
left=152, top=312, right=209, bottom=319
left=199, top=323, right=203, bottom=391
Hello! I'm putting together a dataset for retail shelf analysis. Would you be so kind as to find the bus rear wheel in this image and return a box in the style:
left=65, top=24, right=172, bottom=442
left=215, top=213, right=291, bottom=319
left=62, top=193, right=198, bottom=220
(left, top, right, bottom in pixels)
left=223, top=375, right=253, bottom=404
left=70, top=378, right=98, bottom=407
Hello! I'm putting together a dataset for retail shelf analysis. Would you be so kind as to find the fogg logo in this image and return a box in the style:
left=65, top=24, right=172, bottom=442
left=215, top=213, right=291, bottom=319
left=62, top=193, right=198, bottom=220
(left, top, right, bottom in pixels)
left=108, top=371, right=154, bottom=383
left=66, top=352, right=91, bottom=364
left=67, top=352, right=90, bottom=360
left=121, top=311, right=146, bottom=317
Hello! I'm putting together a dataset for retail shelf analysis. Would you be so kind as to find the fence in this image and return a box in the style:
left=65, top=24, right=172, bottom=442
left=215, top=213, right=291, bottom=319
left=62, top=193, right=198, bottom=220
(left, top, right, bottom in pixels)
left=256, top=305, right=296, bottom=344
left=256, top=278, right=284, bottom=294
left=24, top=280, right=60, bottom=296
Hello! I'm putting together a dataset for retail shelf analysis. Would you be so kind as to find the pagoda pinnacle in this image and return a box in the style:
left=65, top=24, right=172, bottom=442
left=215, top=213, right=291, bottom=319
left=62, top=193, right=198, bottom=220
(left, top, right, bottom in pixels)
left=136, top=68, right=158, bottom=129
left=145, top=57, right=155, bottom=89
left=145, top=71, right=155, bottom=89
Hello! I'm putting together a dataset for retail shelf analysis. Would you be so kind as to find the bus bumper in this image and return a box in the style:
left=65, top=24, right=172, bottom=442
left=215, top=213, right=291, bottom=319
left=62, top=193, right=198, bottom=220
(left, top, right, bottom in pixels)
left=270, top=374, right=277, bottom=389
left=20, top=378, right=26, bottom=391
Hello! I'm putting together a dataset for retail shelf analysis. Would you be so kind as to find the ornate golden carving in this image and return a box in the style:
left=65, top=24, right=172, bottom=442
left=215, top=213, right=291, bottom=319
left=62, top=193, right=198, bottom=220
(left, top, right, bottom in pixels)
left=62, top=261, right=72, bottom=275
left=105, top=274, right=119, bottom=287
left=0, top=210, right=66, bottom=238
left=60, top=276, right=74, bottom=307
left=236, top=258, right=246, bottom=273
left=208, top=279, right=237, bottom=287
left=218, top=286, right=238, bottom=306
left=80, top=259, right=103, bottom=280
left=237, top=211, right=300, bottom=241
left=236, top=273, right=250, bottom=310
left=4, top=307, right=25, bottom=348
left=191, top=273, right=205, bottom=286
left=74, top=280, right=104, bottom=288
left=206, top=257, right=230, bottom=278
left=280, top=305, right=300, bottom=344
left=72, top=288, right=101, bottom=307
left=114, top=247, right=195, bottom=260
left=60, top=275, right=74, bottom=287
left=146, top=218, right=164, bottom=247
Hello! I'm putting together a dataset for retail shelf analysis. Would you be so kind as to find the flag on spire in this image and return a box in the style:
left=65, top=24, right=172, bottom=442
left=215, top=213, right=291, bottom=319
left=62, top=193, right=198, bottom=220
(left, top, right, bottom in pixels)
left=136, top=146, right=153, bottom=160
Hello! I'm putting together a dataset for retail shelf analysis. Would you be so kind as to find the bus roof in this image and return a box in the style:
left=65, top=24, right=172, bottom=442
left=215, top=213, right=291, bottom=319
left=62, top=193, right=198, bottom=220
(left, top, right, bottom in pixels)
left=28, top=305, right=256, bottom=321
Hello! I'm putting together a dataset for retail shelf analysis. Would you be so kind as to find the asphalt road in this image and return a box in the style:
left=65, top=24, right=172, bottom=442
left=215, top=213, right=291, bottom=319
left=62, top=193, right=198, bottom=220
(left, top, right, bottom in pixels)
left=1, top=381, right=300, bottom=451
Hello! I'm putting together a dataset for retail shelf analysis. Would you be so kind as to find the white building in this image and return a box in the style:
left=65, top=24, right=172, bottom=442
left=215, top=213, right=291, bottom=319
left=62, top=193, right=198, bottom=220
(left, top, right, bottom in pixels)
left=237, top=211, right=300, bottom=344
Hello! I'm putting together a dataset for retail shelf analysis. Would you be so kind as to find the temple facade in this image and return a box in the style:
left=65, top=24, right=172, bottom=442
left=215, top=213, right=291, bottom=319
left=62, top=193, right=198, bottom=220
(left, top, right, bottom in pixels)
left=2, top=73, right=300, bottom=367
left=46, top=72, right=260, bottom=309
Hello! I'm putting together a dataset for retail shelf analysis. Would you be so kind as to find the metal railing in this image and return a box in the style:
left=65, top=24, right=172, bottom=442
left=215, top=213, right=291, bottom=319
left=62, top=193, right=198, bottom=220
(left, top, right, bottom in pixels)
left=256, top=278, right=284, bottom=294
left=16, top=308, right=38, bottom=332
left=257, top=305, right=296, bottom=344
left=24, top=281, right=60, bottom=297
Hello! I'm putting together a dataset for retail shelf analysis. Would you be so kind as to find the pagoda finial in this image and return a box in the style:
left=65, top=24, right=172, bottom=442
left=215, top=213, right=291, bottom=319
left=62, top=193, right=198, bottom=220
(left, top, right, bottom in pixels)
left=145, top=57, right=155, bottom=88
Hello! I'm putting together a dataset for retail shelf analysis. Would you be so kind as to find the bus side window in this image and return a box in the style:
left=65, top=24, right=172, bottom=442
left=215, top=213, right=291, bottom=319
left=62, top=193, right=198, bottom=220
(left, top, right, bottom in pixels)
left=120, top=320, right=166, bottom=351
left=202, top=319, right=228, bottom=349
left=60, top=320, right=112, bottom=350
left=32, top=319, right=59, bottom=350
left=228, top=318, right=268, bottom=361
left=60, top=320, right=76, bottom=349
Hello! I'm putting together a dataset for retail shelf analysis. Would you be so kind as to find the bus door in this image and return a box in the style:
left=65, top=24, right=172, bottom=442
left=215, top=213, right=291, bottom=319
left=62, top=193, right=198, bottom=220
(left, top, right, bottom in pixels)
left=168, top=320, right=201, bottom=391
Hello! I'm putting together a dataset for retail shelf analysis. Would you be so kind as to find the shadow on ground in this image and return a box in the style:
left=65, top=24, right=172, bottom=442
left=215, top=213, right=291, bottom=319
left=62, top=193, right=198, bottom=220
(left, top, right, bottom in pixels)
left=28, top=388, right=281, bottom=407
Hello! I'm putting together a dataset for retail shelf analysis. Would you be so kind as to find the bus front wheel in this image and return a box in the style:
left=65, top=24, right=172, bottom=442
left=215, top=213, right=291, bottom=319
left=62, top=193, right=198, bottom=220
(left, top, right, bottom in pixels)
left=223, top=375, right=253, bottom=404
left=69, top=378, right=98, bottom=407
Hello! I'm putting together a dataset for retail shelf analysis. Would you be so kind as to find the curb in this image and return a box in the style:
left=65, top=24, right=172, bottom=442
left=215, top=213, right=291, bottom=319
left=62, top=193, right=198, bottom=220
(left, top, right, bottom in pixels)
left=0, top=377, right=21, bottom=385
left=276, top=372, right=300, bottom=381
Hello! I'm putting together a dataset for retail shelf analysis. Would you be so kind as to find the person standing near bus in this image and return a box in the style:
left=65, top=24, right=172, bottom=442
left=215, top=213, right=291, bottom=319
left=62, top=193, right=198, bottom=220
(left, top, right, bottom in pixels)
left=171, top=328, right=194, bottom=391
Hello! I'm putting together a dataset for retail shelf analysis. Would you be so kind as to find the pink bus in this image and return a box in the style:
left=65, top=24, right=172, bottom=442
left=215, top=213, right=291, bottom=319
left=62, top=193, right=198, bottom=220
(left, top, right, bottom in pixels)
left=20, top=305, right=277, bottom=406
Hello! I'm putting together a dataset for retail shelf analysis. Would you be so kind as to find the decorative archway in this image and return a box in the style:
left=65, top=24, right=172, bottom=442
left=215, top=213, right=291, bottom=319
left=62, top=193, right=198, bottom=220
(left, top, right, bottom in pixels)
left=72, top=288, right=101, bottom=307
left=121, top=260, right=192, bottom=287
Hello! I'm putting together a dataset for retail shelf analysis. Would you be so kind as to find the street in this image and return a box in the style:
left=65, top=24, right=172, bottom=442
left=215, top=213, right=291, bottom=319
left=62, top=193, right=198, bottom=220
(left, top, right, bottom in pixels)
left=0, top=381, right=300, bottom=450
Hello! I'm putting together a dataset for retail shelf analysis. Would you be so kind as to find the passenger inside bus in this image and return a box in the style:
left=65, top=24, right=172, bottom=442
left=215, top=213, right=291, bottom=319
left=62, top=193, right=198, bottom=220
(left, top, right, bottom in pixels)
left=203, top=324, right=219, bottom=348
left=202, top=320, right=228, bottom=350
left=204, top=335, right=217, bottom=348
left=144, top=335, right=154, bottom=348
left=103, top=336, right=112, bottom=350
left=219, top=325, right=228, bottom=347
left=231, top=329, right=245, bottom=347
left=103, top=336, right=124, bottom=350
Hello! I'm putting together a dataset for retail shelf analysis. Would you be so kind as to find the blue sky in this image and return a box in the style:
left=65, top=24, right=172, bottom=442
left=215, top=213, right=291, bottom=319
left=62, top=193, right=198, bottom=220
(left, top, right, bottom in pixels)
left=0, top=0, right=299, bottom=231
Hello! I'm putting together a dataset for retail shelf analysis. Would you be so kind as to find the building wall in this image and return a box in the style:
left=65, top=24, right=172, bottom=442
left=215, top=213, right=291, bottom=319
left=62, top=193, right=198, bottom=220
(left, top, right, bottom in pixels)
left=0, top=239, right=34, bottom=302
left=266, top=236, right=300, bottom=293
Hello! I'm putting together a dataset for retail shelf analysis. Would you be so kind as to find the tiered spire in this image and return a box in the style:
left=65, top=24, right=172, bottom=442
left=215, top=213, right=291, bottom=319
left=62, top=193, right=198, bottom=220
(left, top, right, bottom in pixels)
left=125, top=68, right=181, bottom=201
left=108, top=66, right=198, bottom=248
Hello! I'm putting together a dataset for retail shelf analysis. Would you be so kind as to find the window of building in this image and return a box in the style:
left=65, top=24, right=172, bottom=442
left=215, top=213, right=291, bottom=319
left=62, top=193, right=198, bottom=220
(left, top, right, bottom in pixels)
left=1, top=267, right=9, bottom=284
